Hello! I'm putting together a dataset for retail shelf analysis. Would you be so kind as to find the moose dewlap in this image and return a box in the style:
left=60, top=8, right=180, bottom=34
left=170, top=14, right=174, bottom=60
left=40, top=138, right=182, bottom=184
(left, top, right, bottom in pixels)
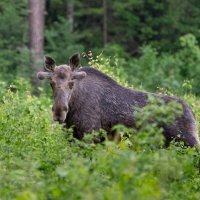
left=37, top=53, right=200, bottom=147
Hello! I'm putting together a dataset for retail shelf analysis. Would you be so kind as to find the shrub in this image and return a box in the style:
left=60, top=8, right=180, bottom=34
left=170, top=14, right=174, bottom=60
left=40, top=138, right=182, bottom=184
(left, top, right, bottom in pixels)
left=124, top=34, right=200, bottom=96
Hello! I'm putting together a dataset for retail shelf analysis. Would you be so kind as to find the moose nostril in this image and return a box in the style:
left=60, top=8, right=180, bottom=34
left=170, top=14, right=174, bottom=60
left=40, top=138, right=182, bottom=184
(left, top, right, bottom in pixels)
left=63, top=106, right=68, bottom=112
left=58, top=120, right=63, bottom=124
left=53, top=117, right=65, bottom=124
left=58, top=119, right=65, bottom=124
left=53, top=111, right=67, bottom=123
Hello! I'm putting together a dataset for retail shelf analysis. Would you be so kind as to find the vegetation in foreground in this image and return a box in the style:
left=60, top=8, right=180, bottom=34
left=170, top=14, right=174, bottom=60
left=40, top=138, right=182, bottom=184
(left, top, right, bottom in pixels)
left=0, top=58, right=200, bottom=200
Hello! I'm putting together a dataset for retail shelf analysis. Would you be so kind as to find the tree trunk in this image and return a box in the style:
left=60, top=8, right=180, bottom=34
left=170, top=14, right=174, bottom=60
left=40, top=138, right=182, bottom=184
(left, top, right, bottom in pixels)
left=103, top=0, right=108, bottom=47
left=66, top=0, right=74, bottom=33
left=28, top=0, right=45, bottom=93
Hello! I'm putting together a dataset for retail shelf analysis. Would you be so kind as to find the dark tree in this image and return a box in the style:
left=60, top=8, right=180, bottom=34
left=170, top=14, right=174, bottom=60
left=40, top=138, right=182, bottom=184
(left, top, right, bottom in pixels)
left=66, top=0, right=74, bottom=32
left=28, top=0, right=45, bottom=91
left=103, top=0, right=108, bottom=47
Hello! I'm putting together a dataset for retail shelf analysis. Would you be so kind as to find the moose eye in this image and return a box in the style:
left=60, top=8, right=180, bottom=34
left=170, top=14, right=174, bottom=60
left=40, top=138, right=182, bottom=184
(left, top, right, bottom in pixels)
left=50, top=81, right=56, bottom=89
left=68, top=81, right=74, bottom=89
left=59, top=73, right=66, bottom=79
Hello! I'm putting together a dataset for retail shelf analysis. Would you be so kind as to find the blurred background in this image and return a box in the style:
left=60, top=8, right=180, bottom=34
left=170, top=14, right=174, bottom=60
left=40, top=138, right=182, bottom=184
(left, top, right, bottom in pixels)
left=1, top=0, right=200, bottom=94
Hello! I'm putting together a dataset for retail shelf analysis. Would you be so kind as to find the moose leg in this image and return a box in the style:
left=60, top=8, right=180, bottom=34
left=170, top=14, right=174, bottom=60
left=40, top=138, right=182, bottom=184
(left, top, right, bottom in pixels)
left=73, top=126, right=84, bottom=140
left=72, top=120, right=105, bottom=143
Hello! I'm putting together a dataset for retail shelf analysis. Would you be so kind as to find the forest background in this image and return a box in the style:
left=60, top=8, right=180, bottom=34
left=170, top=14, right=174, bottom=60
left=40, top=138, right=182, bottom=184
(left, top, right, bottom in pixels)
left=1, top=0, right=200, bottom=94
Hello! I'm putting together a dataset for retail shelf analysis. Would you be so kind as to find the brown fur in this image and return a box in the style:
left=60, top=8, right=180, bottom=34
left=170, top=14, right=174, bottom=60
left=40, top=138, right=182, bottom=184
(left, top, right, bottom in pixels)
left=37, top=54, right=200, bottom=147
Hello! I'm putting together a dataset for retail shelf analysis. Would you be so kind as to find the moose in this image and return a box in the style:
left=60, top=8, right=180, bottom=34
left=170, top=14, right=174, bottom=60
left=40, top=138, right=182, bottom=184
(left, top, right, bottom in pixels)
left=37, top=53, right=200, bottom=147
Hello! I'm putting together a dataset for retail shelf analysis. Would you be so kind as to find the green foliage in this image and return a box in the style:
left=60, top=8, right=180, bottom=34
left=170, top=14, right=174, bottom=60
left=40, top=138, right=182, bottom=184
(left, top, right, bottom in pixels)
left=135, top=97, right=182, bottom=148
left=0, top=0, right=28, bottom=81
left=126, top=45, right=182, bottom=91
left=113, top=96, right=183, bottom=151
left=123, top=34, right=200, bottom=95
left=87, top=52, right=128, bottom=86
left=45, top=0, right=200, bottom=53
left=0, top=67, right=200, bottom=200
left=135, top=96, right=183, bottom=128
left=45, top=17, right=84, bottom=63
left=176, top=34, right=200, bottom=94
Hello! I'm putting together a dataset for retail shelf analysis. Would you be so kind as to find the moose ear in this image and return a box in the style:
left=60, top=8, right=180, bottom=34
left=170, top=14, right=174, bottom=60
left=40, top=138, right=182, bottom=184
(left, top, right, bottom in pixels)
left=44, top=56, right=56, bottom=71
left=72, top=71, right=87, bottom=80
left=37, top=71, right=52, bottom=80
left=69, top=53, right=81, bottom=70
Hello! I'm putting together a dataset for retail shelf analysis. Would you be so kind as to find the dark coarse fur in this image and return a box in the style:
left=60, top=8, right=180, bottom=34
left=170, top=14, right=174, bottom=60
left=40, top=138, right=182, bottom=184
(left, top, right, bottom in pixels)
left=66, top=67, right=200, bottom=147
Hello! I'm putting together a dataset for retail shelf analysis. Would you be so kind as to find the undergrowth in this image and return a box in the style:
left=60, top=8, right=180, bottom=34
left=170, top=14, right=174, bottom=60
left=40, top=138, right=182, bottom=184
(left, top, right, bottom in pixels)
left=0, top=58, right=200, bottom=199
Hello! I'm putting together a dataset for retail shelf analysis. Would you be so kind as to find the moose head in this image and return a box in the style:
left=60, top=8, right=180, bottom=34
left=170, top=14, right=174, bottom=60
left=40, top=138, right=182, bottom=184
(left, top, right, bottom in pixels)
left=37, top=53, right=87, bottom=124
